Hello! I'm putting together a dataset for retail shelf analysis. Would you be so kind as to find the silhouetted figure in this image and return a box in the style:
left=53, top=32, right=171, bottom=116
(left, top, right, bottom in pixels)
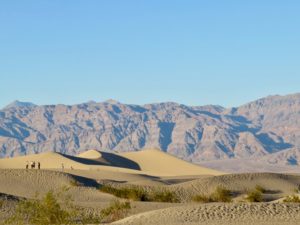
left=26, top=161, right=29, bottom=169
left=32, top=161, right=36, bottom=169
left=38, top=162, right=40, bottom=170
left=30, top=161, right=34, bottom=169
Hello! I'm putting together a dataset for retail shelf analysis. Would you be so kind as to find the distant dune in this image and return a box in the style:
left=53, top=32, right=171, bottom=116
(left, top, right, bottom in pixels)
left=119, top=149, right=223, bottom=176
left=1, top=149, right=300, bottom=225
left=0, top=149, right=223, bottom=176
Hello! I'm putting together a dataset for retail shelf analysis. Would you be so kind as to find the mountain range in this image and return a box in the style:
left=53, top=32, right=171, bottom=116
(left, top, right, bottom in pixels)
left=1, top=94, right=300, bottom=169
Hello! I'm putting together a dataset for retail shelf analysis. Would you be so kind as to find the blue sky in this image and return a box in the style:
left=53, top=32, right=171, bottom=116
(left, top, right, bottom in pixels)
left=1, top=1, right=300, bottom=108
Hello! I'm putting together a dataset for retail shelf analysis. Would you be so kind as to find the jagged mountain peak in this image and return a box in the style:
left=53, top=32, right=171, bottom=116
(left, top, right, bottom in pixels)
left=4, top=100, right=36, bottom=109
left=1, top=93, right=300, bottom=169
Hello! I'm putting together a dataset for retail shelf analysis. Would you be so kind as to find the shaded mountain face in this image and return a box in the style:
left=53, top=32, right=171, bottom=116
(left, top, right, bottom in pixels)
left=0, top=94, right=300, bottom=166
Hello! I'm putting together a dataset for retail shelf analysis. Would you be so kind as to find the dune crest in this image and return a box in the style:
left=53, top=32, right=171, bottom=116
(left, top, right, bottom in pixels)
left=0, top=149, right=223, bottom=176
left=77, top=149, right=102, bottom=159
left=119, top=148, right=223, bottom=176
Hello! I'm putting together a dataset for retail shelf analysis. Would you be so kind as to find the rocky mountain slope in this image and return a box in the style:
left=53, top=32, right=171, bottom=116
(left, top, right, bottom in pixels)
left=1, top=93, right=300, bottom=166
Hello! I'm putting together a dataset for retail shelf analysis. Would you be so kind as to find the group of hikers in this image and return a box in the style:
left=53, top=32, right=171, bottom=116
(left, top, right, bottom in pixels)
left=25, top=161, right=73, bottom=171
left=26, top=161, right=41, bottom=169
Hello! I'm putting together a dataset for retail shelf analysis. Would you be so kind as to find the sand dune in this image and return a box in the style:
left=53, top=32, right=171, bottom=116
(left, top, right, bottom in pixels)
left=112, top=203, right=300, bottom=225
left=0, top=169, right=115, bottom=208
left=170, top=173, right=300, bottom=202
left=2, top=149, right=300, bottom=225
left=77, top=149, right=103, bottom=159
left=119, top=149, right=223, bottom=176
left=0, top=149, right=222, bottom=176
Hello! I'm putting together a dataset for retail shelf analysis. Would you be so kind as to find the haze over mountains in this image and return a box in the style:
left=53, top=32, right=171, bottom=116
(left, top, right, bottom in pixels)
left=1, top=93, right=300, bottom=169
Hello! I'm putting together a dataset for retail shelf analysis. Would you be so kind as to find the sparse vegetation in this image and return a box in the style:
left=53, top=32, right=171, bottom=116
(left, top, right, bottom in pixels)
left=4, top=190, right=131, bottom=225
left=100, top=200, right=131, bottom=223
left=211, top=186, right=232, bottom=202
left=192, top=194, right=212, bottom=203
left=100, top=185, right=149, bottom=201
left=283, top=195, right=300, bottom=203
left=255, top=185, right=266, bottom=193
left=245, top=185, right=267, bottom=202
left=246, top=190, right=263, bottom=202
left=151, top=190, right=179, bottom=203
left=193, top=186, right=232, bottom=203
left=100, top=185, right=179, bottom=203
left=5, top=191, right=75, bottom=225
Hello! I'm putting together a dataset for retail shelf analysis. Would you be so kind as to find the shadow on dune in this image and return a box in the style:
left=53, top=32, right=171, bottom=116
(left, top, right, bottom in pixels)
left=69, top=174, right=100, bottom=188
left=62, top=152, right=141, bottom=171
left=100, top=151, right=141, bottom=170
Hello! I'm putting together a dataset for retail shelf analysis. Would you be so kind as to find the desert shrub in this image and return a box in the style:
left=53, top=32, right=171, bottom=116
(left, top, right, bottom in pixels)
left=150, top=190, right=179, bottom=203
left=193, top=186, right=232, bottom=203
left=5, top=191, right=75, bottom=225
left=100, top=185, right=179, bottom=202
left=211, top=186, right=232, bottom=202
left=283, top=195, right=300, bottom=203
left=4, top=190, right=109, bottom=225
left=246, top=190, right=263, bottom=202
left=255, top=185, right=266, bottom=193
left=192, top=194, right=212, bottom=203
left=100, top=200, right=131, bottom=223
left=100, top=185, right=149, bottom=201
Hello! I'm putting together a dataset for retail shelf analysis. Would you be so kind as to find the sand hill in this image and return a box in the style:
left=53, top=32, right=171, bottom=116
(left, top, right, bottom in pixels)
left=0, top=149, right=222, bottom=176
left=119, top=149, right=223, bottom=176
left=1, top=149, right=300, bottom=225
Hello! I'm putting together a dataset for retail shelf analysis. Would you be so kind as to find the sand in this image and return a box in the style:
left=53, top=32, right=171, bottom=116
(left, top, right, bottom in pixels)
left=1, top=149, right=300, bottom=225
left=119, top=149, right=223, bottom=176
left=0, top=149, right=222, bottom=176
left=112, top=203, right=300, bottom=225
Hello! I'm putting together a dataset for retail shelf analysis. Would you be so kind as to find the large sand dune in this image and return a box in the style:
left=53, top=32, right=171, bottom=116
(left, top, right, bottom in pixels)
left=0, top=149, right=222, bottom=176
left=1, top=149, right=300, bottom=225
left=119, top=149, right=223, bottom=176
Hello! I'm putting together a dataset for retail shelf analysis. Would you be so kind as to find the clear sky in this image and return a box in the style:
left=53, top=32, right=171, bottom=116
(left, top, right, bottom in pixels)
left=1, top=1, right=300, bottom=108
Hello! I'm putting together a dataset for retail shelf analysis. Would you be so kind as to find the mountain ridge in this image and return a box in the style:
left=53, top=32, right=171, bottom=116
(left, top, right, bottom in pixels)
left=1, top=93, right=300, bottom=169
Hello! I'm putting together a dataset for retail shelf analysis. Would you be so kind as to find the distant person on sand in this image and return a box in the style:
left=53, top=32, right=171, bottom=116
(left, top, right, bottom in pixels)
left=26, top=161, right=29, bottom=169
left=61, top=163, right=64, bottom=172
left=38, top=162, right=40, bottom=170
left=30, top=161, right=34, bottom=169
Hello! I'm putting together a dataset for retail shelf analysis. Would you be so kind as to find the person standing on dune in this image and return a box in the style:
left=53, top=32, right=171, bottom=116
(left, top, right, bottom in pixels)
left=38, top=162, right=40, bottom=169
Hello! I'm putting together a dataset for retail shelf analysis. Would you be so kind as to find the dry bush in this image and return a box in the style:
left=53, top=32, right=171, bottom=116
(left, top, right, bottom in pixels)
left=193, top=186, right=232, bottom=203
left=5, top=191, right=75, bottom=225
left=100, top=185, right=149, bottom=201
left=192, top=194, right=212, bottom=203
left=151, top=190, right=179, bottom=203
left=4, top=190, right=131, bottom=225
left=283, top=195, right=300, bottom=203
left=246, top=190, right=263, bottom=202
left=255, top=185, right=266, bottom=193
left=100, top=185, right=179, bottom=203
left=100, top=200, right=131, bottom=223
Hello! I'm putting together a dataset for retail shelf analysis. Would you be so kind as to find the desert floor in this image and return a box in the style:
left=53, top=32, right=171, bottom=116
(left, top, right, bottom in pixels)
left=1, top=149, right=300, bottom=224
